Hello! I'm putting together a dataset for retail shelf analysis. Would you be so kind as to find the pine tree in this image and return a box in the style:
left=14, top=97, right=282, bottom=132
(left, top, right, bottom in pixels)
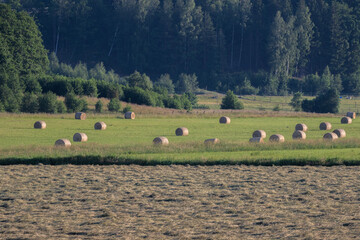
left=295, top=0, right=314, bottom=75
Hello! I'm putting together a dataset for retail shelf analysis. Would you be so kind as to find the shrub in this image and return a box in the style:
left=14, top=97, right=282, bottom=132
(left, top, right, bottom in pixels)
left=21, top=92, right=39, bottom=113
left=181, top=94, right=192, bottom=111
left=65, top=92, right=85, bottom=112
left=56, top=101, right=67, bottom=113
left=176, top=73, right=198, bottom=93
left=0, top=101, right=4, bottom=112
left=220, top=90, right=244, bottom=109
left=80, top=98, right=88, bottom=112
left=184, top=92, right=198, bottom=106
left=38, top=92, right=58, bottom=113
left=127, top=71, right=153, bottom=90
left=95, top=100, right=103, bottom=113
left=24, top=77, right=42, bottom=94
left=301, top=89, right=339, bottom=113
left=0, top=84, right=21, bottom=112
left=123, top=86, right=156, bottom=106
left=97, top=80, right=123, bottom=99
left=83, top=79, right=98, bottom=97
left=290, top=92, right=303, bottom=112
left=107, top=98, right=121, bottom=112
left=154, top=74, right=174, bottom=94
left=122, top=104, right=132, bottom=113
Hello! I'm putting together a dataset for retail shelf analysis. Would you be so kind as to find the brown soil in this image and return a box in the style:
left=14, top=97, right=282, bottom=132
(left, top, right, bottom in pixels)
left=1, top=165, right=359, bottom=239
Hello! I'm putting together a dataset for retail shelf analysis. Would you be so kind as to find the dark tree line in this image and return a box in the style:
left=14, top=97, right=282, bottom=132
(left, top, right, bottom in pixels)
left=2, top=0, right=360, bottom=97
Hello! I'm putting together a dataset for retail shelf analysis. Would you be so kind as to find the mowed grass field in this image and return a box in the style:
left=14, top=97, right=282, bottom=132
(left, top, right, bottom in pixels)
left=1, top=165, right=360, bottom=239
left=0, top=111, right=360, bottom=165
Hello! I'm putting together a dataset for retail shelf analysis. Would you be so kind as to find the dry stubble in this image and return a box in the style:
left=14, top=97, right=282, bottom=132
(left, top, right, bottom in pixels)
left=0, top=165, right=359, bottom=239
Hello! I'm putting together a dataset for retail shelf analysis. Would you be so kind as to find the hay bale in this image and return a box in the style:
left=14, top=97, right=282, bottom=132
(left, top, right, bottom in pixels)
left=219, top=116, right=231, bottom=124
left=333, top=129, right=346, bottom=138
left=252, top=130, right=266, bottom=139
left=347, top=112, right=356, bottom=119
left=269, top=134, right=285, bottom=143
left=75, top=112, right=86, bottom=120
left=55, top=139, right=71, bottom=147
left=125, top=111, right=135, bottom=119
left=249, top=137, right=264, bottom=143
left=73, top=133, right=88, bottom=142
left=153, top=137, right=169, bottom=145
left=175, top=127, right=189, bottom=136
left=319, top=122, right=332, bottom=130
left=341, top=117, right=352, bottom=124
left=34, top=121, right=46, bottom=129
left=292, top=130, right=306, bottom=140
left=323, top=132, right=338, bottom=141
left=295, top=123, right=308, bottom=132
left=204, top=138, right=220, bottom=145
left=94, top=121, right=107, bottom=130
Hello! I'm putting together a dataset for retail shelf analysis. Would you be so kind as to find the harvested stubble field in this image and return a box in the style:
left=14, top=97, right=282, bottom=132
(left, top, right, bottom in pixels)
left=1, top=165, right=360, bottom=239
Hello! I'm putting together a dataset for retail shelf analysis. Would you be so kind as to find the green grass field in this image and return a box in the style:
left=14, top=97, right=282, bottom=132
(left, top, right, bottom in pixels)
left=1, top=112, right=360, bottom=165
left=196, top=90, right=360, bottom=113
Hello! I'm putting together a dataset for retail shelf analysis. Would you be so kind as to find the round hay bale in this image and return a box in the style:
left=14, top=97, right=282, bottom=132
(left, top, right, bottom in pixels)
left=295, top=123, right=308, bottom=132
left=94, top=121, right=107, bottom=130
left=153, top=137, right=169, bottom=146
left=269, top=134, right=285, bottom=143
left=204, top=138, right=220, bottom=145
left=34, top=121, right=46, bottom=129
left=125, top=111, right=135, bottom=119
left=73, top=133, right=88, bottom=142
left=252, top=130, right=266, bottom=139
left=175, top=127, right=189, bottom=136
left=341, top=117, right=352, bottom=124
left=75, top=112, right=86, bottom=120
left=292, top=130, right=306, bottom=140
left=323, top=132, right=338, bottom=141
left=219, top=116, right=230, bottom=124
left=347, top=112, right=356, bottom=119
left=55, top=139, right=71, bottom=147
left=249, top=137, right=264, bottom=143
left=319, top=122, right=332, bottom=130
left=333, top=129, right=346, bottom=138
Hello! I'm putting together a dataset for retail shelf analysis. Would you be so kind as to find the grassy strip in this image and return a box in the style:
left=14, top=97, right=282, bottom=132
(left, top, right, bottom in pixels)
left=1, top=146, right=360, bottom=166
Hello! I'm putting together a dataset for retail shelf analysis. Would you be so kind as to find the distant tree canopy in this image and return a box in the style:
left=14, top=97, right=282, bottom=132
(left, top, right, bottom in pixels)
left=1, top=0, right=360, bottom=114
left=0, top=3, right=48, bottom=112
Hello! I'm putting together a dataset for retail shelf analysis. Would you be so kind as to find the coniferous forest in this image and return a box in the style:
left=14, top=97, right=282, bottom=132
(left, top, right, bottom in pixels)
left=1, top=0, right=360, bottom=113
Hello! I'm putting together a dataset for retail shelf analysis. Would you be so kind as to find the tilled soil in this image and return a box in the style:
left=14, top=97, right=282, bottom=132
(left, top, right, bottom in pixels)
left=0, top=165, right=360, bottom=239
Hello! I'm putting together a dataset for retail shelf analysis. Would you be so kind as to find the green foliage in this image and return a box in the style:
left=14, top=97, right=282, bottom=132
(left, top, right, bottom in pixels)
left=123, top=86, right=156, bottom=107
left=56, top=101, right=67, bottom=113
left=122, top=104, right=132, bottom=114
left=176, top=73, right=198, bottom=94
left=302, top=89, right=340, bottom=113
left=24, top=77, right=42, bottom=95
left=38, top=92, right=58, bottom=113
left=184, top=92, right=198, bottom=106
left=65, top=92, right=86, bottom=113
left=21, top=92, right=39, bottom=113
left=236, top=78, right=259, bottom=95
left=107, top=98, right=121, bottom=112
left=96, top=80, right=123, bottom=99
left=95, top=100, right=103, bottom=113
left=83, top=79, right=98, bottom=97
left=290, top=92, right=303, bottom=112
left=220, top=90, right=244, bottom=110
left=126, top=71, right=153, bottom=90
left=154, top=74, right=174, bottom=94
